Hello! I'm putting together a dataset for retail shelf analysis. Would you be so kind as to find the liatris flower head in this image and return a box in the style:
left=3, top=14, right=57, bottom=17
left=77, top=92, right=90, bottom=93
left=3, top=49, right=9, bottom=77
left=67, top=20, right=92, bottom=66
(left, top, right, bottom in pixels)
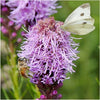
left=6, top=0, right=61, bottom=28
left=18, top=17, right=79, bottom=99
left=0, top=1, right=23, bottom=50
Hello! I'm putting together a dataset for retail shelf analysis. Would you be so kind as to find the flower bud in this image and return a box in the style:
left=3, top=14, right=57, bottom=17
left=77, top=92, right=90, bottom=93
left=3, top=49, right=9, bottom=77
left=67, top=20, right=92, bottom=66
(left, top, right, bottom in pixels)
left=36, top=99, right=39, bottom=100
left=14, top=24, right=21, bottom=30
left=8, top=21, right=14, bottom=26
left=57, top=94, right=62, bottom=99
left=0, top=17, right=4, bottom=23
left=17, top=38, right=22, bottom=43
left=40, top=95, right=46, bottom=99
left=21, top=31, right=26, bottom=37
left=57, top=82, right=63, bottom=89
left=1, top=26, right=8, bottom=34
left=52, top=90, right=57, bottom=95
left=2, top=7, right=8, bottom=12
left=11, top=32, right=17, bottom=38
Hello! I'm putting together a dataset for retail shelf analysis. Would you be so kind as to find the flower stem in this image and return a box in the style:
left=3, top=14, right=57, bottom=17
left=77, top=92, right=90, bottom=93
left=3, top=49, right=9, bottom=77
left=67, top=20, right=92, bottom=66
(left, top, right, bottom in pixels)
left=8, top=42, right=21, bottom=99
left=9, top=52, right=21, bottom=99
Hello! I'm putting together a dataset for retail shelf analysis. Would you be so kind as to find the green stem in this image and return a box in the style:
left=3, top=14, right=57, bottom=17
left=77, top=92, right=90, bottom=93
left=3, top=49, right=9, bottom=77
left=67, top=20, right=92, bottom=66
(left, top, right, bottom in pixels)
left=8, top=41, right=21, bottom=99
left=2, top=88, right=10, bottom=100
left=10, top=53, right=21, bottom=99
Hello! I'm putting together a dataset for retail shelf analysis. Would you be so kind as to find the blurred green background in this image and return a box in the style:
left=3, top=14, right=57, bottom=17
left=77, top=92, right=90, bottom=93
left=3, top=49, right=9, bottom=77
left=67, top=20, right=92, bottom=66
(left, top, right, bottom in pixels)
left=53, top=0, right=99, bottom=99
left=1, top=0, right=99, bottom=99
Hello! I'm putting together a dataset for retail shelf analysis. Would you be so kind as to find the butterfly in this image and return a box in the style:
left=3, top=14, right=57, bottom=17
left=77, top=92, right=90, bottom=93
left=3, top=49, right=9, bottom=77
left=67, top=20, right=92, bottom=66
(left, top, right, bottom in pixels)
left=61, top=3, right=95, bottom=35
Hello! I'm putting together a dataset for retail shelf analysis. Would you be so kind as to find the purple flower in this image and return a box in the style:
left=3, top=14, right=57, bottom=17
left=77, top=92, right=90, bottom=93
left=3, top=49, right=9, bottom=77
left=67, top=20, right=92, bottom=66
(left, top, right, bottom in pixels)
left=52, top=90, right=57, bottom=95
left=57, top=94, right=62, bottom=99
left=17, top=38, right=22, bottom=43
left=6, top=0, right=61, bottom=27
left=1, top=1, right=23, bottom=48
left=0, top=0, right=6, bottom=5
left=17, top=17, right=79, bottom=85
left=11, top=32, right=17, bottom=38
left=0, top=17, right=4, bottom=23
left=40, top=95, right=46, bottom=99
left=21, top=31, right=27, bottom=37
left=1, top=26, right=8, bottom=34
left=8, top=21, right=14, bottom=26
left=2, top=6, right=8, bottom=12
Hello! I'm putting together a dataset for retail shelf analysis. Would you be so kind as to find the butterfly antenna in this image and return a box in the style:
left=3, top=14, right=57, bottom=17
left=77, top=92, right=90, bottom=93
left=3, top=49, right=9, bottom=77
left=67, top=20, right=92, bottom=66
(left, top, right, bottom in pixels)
left=71, top=37, right=82, bottom=40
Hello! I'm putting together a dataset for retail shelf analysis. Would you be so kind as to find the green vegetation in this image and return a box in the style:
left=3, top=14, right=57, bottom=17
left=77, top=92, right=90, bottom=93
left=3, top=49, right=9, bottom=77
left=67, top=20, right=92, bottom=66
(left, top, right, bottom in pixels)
left=1, top=0, right=99, bottom=99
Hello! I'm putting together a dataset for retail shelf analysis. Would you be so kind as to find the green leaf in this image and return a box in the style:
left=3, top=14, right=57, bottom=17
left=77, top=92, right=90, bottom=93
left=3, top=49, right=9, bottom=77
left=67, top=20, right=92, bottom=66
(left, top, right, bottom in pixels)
left=2, top=88, right=10, bottom=100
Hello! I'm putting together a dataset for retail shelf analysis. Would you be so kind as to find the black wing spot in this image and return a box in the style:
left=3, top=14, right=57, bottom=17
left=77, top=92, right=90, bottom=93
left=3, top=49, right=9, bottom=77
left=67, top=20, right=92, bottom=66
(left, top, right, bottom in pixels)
left=80, top=13, right=84, bottom=16
left=81, top=3, right=89, bottom=9
left=83, top=22, right=87, bottom=24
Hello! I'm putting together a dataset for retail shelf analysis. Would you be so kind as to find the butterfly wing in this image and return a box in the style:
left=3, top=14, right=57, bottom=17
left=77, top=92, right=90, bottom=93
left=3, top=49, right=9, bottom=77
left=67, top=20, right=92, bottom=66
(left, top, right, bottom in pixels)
left=65, top=3, right=91, bottom=25
left=62, top=18, right=95, bottom=35
left=61, top=3, right=95, bottom=35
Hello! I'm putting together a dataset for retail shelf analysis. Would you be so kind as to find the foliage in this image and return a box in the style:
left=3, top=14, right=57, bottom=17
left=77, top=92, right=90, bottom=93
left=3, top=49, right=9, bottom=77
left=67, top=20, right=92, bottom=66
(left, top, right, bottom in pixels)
left=1, top=0, right=99, bottom=99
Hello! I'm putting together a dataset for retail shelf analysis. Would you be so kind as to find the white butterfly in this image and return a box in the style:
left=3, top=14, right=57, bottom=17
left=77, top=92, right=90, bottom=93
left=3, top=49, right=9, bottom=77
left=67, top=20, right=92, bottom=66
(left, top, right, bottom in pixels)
left=61, top=3, right=95, bottom=35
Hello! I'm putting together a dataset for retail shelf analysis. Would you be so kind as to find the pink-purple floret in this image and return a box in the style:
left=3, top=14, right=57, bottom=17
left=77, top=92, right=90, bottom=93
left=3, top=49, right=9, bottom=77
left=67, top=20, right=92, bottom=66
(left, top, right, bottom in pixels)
left=17, top=17, right=79, bottom=85
left=6, top=0, right=61, bottom=26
